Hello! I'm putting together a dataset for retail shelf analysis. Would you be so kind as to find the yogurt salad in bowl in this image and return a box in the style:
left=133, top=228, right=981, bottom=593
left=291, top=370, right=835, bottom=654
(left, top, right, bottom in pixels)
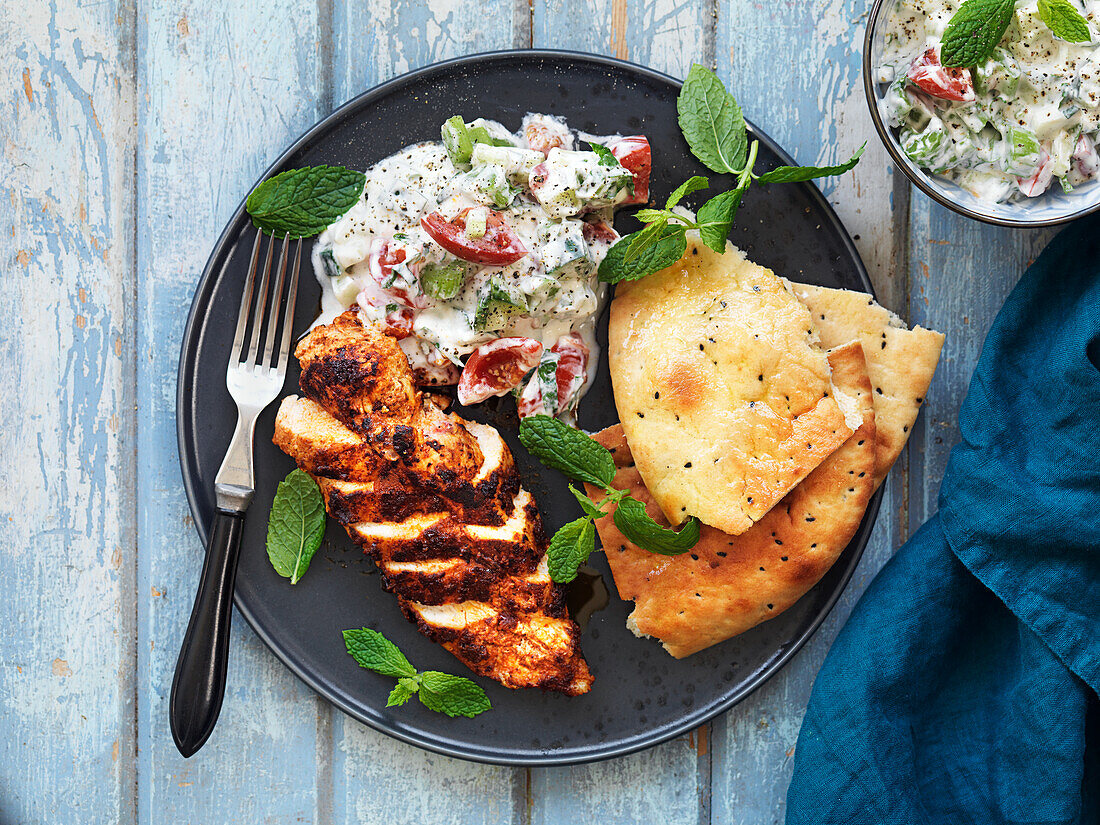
left=312, top=113, right=649, bottom=420
left=877, top=0, right=1100, bottom=203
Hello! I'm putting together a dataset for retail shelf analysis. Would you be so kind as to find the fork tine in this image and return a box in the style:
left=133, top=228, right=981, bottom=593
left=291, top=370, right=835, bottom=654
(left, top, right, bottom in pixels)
left=246, top=231, right=276, bottom=367
left=260, top=234, right=290, bottom=370
left=275, top=238, right=302, bottom=378
left=230, top=231, right=264, bottom=364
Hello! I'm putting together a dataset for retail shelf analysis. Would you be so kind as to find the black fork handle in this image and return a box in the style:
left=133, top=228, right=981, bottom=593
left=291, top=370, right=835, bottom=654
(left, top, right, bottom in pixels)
left=169, top=509, right=245, bottom=757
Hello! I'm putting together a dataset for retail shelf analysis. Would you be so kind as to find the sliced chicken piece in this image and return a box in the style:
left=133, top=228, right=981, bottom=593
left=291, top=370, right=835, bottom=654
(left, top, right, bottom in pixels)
left=274, top=310, right=592, bottom=695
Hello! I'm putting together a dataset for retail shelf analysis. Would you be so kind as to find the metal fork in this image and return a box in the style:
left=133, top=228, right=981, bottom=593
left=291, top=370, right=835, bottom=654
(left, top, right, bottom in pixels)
left=170, top=230, right=302, bottom=758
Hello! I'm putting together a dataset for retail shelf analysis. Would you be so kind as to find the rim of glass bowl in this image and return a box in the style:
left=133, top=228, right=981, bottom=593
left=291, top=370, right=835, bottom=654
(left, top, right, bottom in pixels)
left=862, top=0, right=1100, bottom=228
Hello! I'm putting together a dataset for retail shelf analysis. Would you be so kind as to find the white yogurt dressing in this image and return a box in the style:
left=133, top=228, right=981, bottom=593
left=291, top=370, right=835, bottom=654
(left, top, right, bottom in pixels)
left=312, top=113, right=640, bottom=417
left=879, top=0, right=1100, bottom=201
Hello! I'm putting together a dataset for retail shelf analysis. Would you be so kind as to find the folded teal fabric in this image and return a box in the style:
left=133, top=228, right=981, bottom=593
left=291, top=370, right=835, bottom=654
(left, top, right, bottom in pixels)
left=785, top=217, right=1100, bottom=825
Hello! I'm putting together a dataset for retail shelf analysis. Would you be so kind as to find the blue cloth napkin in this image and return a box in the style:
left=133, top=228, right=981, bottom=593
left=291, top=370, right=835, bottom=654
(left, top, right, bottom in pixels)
left=785, top=217, right=1100, bottom=825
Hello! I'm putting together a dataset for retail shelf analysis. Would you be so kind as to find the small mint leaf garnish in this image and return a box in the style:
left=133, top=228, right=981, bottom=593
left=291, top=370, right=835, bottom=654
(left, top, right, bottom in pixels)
left=939, top=0, right=1016, bottom=68
left=1037, top=0, right=1092, bottom=42
left=343, top=629, right=491, bottom=719
left=266, top=469, right=326, bottom=584
left=612, top=497, right=701, bottom=555
left=546, top=517, right=597, bottom=583
left=755, top=144, right=866, bottom=184
left=246, top=165, right=366, bottom=238
left=518, top=415, right=617, bottom=488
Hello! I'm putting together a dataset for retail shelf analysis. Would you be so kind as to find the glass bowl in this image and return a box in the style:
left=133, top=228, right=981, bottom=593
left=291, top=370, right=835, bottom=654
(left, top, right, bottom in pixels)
left=863, top=0, right=1100, bottom=227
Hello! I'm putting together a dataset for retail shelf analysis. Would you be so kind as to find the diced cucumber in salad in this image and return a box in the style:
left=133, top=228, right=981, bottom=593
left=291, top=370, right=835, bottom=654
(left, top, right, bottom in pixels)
left=311, top=112, right=651, bottom=420
left=878, top=0, right=1100, bottom=202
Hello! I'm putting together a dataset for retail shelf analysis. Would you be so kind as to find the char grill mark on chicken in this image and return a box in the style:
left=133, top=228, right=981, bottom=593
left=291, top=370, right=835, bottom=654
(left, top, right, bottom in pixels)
left=274, top=310, right=593, bottom=696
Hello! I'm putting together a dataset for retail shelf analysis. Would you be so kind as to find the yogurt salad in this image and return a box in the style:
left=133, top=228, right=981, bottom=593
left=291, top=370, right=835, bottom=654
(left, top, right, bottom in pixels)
left=878, top=0, right=1100, bottom=201
left=312, top=113, right=650, bottom=419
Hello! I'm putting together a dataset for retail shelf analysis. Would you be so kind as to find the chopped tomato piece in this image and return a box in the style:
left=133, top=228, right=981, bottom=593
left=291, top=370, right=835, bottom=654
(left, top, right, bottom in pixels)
left=607, top=135, right=652, bottom=204
left=1017, top=147, right=1053, bottom=198
left=421, top=208, right=528, bottom=266
left=525, top=120, right=569, bottom=155
left=360, top=295, right=414, bottom=339
left=906, top=48, right=975, bottom=103
left=550, top=332, right=589, bottom=413
left=516, top=367, right=553, bottom=419
left=582, top=219, right=619, bottom=245
left=528, top=162, right=549, bottom=195
left=368, top=239, right=423, bottom=308
left=515, top=333, right=590, bottom=419
left=1073, top=134, right=1100, bottom=179
left=457, top=337, right=543, bottom=406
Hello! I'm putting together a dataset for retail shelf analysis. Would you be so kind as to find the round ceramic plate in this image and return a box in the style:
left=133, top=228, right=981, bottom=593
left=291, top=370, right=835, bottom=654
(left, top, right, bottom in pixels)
left=177, top=50, right=880, bottom=766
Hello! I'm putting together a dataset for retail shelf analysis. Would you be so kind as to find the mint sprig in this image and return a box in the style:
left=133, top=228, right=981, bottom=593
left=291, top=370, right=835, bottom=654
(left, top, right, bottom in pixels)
left=598, top=65, right=862, bottom=285
left=519, top=415, right=701, bottom=583
left=343, top=628, right=492, bottom=718
left=1037, top=0, right=1092, bottom=42
left=266, top=469, right=326, bottom=584
left=246, top=165, right=366, bottom=238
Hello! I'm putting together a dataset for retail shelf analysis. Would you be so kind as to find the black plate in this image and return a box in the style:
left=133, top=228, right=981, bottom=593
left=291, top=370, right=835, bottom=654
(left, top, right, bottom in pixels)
left=177, top=50, right=879, bottom=766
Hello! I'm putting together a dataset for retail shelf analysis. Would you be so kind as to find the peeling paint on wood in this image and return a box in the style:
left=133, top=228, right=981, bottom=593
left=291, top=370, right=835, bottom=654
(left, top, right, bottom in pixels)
left=1, top=0, right=1028, bottom=821
left=0, top=0, right=136, bottom=822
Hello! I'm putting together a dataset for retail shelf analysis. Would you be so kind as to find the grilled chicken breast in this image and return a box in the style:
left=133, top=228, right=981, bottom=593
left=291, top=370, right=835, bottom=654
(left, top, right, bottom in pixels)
left=273, top=310, right=593, bottom=695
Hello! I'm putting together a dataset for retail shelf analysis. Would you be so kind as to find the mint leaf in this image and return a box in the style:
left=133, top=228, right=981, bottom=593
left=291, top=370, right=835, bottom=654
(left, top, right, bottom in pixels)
left=246, top=165, right=365, bottom=238
left=665, top=175, right=710, bottom=209
left=613, top=496, right=701, bottom=555
left=569, top=484, right=606, bottom=518
left=266, top=469, right=326, bottom=584
left=677, top=64, right=747, bottom=174
left=633, top=208, right=675, bottom=225
left=1038, top=0, right=1092, bottom=41
left=343, top=629, right=492, bottom=719
left=387, top=677, right=419, bottom=707
left=547, top=517, right=597, bottom=583
left=588, top=141, right=621, bottom=167
left=342, top=628, right=418, bottom=678
left=939, top=0, right=1015, bottom=68
left=623, top=217, right=671, bottom=263
left=696, top=188, right=744, bottom=253
left=418, top=672, right=492, bottom=718
left=518, top=415, right=617, bottom=488
left=755, top=144, right=866, bottom=184
left=598, top=224, right=687, bottom=283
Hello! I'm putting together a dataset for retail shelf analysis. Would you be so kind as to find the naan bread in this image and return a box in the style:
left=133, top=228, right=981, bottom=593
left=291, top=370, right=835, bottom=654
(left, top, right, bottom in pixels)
left=609, top=238, right=861, bottom=536
left=588, top=342, right=877, bottom=658
left=787, top=283, right=945, bottom=487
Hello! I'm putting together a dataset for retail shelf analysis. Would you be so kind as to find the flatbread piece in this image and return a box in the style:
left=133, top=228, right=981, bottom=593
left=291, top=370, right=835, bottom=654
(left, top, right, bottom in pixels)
left=787, top=283, right=945, bottom=487
left=588, top=342, right=877, bottom=658
left=609, top=238, right=860, bottom=536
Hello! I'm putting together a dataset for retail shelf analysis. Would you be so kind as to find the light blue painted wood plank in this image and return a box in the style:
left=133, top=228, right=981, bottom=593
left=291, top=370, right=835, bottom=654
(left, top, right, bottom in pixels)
left=334, top=0, right=527, bottom=105
left=134, top=2, right=327, bottom=822
left=527, top=4, right=714, bottom=824
left=712, top=3, right=907, bottom=823
left=533, top=0, right=713, bottom=78
left=0, top=2, right=136, bottom=823
left=328, top=3, right=525, bottom=824
left=904, top=201, right=1054, bottom=526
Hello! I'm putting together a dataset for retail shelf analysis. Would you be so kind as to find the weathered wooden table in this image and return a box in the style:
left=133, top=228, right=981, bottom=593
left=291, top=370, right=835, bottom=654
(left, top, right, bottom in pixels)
left=3, top=1, right=1049, bottom=822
